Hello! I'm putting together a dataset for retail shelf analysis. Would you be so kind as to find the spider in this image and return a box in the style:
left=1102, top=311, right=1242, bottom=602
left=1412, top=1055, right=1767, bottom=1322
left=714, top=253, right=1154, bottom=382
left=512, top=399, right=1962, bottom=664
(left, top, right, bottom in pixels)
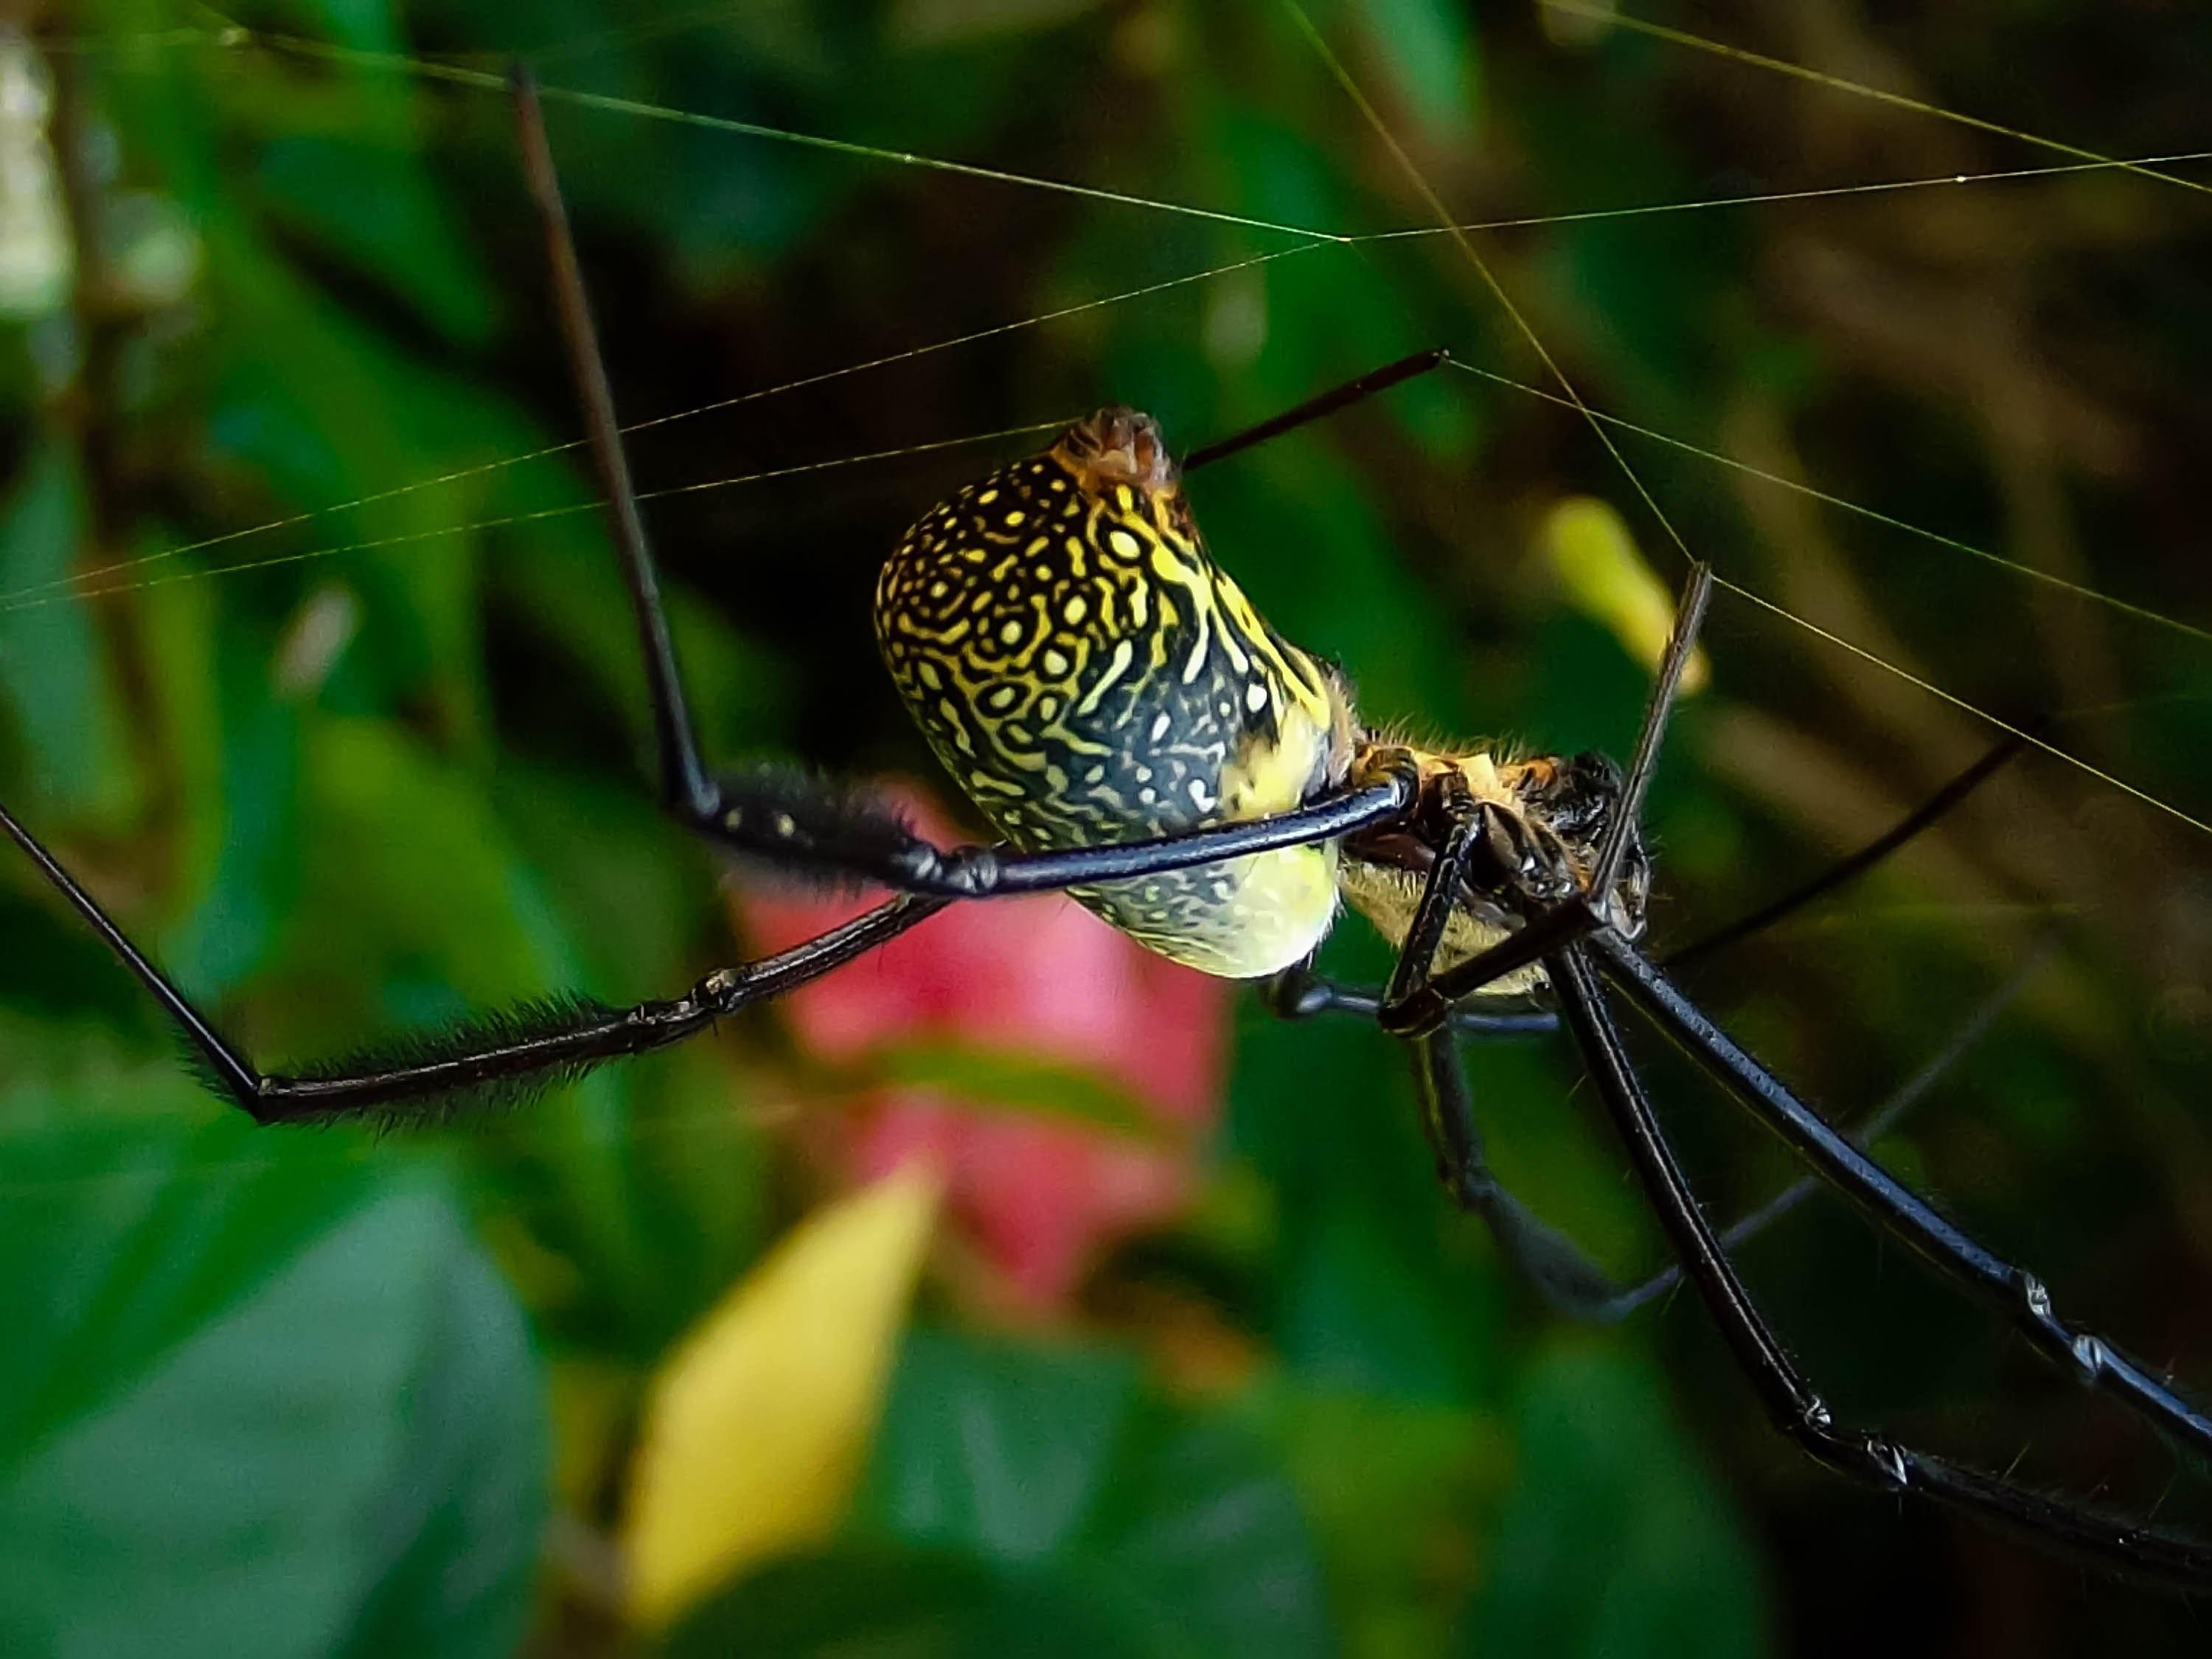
left=7, top=69, right=2209, bottom=1592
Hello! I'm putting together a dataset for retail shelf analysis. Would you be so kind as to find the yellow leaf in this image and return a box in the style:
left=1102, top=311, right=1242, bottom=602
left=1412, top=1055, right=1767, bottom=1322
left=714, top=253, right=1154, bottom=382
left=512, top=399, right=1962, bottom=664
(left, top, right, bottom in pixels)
left=622, top=1163, right=943, bottom=1629
left=1542, top=497, right=1711, bottom=693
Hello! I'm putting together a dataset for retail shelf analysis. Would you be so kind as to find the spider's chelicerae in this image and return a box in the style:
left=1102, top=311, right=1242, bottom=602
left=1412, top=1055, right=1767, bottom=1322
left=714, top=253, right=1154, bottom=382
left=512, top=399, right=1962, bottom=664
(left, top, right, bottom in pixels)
left=7, top=73, right=2211, bottom=1591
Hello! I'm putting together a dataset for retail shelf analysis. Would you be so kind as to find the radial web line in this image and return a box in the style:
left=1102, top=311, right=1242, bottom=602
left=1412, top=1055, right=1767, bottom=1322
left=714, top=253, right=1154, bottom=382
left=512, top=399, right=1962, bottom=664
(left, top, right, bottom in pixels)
left=0, top=421, right=1076, bottom=614
left=219, top=25, right=1350, bottom=241
left=1438, top=361, right=2212, bottom=650
left=1282, top=0, right=2212, bottom=844
left=24, top=18, right=2205, bottom=621
left=1539, top=0, right=2212, bottom=199
left=1715, top=578, right=2212, bottom=839
left=32, top=5, right=2212, bottom=838
left=0, top=243, right=1334, bottom=608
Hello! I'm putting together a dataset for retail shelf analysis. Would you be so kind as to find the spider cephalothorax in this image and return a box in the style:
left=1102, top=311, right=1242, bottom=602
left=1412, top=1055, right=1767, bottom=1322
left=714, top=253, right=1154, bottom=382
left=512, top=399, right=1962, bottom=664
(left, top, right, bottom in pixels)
left=1334, top=744, right=1651, bottom=997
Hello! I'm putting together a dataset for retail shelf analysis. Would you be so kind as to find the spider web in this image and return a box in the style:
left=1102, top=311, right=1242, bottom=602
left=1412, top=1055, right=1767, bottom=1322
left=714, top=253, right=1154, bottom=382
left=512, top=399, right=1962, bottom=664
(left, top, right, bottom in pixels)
left=10, top=2, right=2210, bottom=839
left=1, top=3, right=2205, bottom=1228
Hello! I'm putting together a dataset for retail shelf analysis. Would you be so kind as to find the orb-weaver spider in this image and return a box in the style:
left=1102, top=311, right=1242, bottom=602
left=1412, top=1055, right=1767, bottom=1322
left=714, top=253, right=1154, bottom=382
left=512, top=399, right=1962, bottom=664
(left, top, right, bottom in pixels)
left=5, top=70, right=2209, bottom=1592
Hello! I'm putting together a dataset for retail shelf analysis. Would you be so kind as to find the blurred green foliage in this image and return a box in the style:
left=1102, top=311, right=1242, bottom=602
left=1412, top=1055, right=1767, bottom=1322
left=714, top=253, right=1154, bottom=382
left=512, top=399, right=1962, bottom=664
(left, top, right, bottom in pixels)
left=4, top=1, right=2211, bottom=1656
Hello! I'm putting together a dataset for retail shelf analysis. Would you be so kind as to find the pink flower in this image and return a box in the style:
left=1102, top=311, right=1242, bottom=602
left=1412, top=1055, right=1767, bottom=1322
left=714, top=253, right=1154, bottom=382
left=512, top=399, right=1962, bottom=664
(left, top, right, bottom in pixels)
left=734, top=784, right=1231, bottom=1308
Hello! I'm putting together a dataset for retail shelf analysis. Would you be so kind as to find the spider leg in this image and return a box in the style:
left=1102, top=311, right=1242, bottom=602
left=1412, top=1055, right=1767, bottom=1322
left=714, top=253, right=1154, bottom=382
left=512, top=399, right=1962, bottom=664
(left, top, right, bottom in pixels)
left=1663, top=728, right=2030, bottom=970
left=0, top=790, right=945, bottom=1125
left=1276, top=947, right=2044, bottom=1323
left=512, top=72, right=1412, bottom=902
left=1406, top=1026, right=1643, bottom=1317
left=1180, top=347, right=1451, bottom=473
left=1551, top=945, right=2212, bottom=1588
left=1264, top=738, right=2034, bottom=1044
left=1588, top=928, right=2212, bottom=1467
left=1596, top=936, right=2053, bottom=1318
left=1262, top=966, right=1558, bottom=1035
left=1313, top=771, right=1624, bottom=1310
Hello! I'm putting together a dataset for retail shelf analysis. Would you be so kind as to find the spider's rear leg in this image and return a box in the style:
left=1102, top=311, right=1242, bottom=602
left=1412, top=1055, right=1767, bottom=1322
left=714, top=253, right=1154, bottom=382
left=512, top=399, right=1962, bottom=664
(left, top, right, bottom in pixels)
left=1554, top=945, right=2212, bottom=1590
left=1317, top=764, right=1628, bottom=1311
left=1595, top=930, right=2212, bottom=1466
left=1407, top=1024, right=1638, bottom=1319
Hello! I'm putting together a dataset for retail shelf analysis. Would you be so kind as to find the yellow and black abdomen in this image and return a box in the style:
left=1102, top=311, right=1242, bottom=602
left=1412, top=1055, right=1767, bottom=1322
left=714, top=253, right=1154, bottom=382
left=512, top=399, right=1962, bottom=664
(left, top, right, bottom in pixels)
left=874, top=408, right=1354, bottom=978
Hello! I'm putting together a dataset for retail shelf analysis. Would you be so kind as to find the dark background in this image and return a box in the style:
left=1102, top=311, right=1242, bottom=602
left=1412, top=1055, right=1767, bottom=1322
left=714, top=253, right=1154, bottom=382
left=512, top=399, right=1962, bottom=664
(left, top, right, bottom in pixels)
left=3, top=1, right=2211, bottom=1655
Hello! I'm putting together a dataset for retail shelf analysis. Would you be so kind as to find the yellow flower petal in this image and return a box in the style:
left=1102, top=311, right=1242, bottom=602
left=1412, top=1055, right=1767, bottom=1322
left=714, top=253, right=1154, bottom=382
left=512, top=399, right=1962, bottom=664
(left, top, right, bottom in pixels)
left=1542, top=496, right=1710, bottom=693
left=623, top=1163, right=943, bottom=1629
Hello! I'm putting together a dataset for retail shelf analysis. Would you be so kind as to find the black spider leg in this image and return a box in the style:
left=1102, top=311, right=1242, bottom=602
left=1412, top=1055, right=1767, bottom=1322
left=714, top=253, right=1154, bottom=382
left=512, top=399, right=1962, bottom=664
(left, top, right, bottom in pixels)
left=1551, top=945, right=2212, bottom=1591
left=0, top=789, right=948, bottom=1124
left=1664, top=728, right=2029, bottom=970
left=1265, top=724, right=2029, bottom=1039
left=1250, top=561, right=1704, bottom=1301
left=1180, top=347, right=1450, bottom=473
left=1266, top=743, right=2045, bottom=1308
left=512, top=71, right=1414, bottom=902
left=1596, top=933, right=2055, bottom=1319
left=1262, top=970, right=1558, bottom=1037
left=1274, top=942, right=2045, bottom=1321
left=1379, top=561, right=1717, bottom=1037
left=1306, top=766, right=1618, bottom=1306
left=1408, top=1025, right=1636, bottom=1315
left=1264, top=723, right=2030, bottom=1040
left=1590, top=931, right=2212, bottom=1464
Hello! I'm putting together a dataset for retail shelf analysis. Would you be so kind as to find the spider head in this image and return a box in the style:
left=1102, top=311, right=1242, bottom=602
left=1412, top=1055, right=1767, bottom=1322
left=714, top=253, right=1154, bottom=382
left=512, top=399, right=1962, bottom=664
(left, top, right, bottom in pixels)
left=1515, top=749, right=1651, bottom=939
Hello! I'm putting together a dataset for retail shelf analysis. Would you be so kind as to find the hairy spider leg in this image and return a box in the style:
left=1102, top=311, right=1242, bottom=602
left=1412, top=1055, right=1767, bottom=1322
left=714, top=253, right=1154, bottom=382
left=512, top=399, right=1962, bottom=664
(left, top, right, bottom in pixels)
left=1179, top=347, right=1450, bottom=473
left=1407, top=1025, right=1629, bottom=1317
left=1290, top=535, right=2212, bottom=1579
left=1553, top=945, right=2212, bottom=1591
left=1275, top=923, right=2049, bottom=1323
left=1663, top=728, right=2031, bottom=970
left=0, top=777, right=944, bottom=1123
left=0, top=77, right=1463, bottom=1127
left=1591, top=934, right=2056, bottom=1320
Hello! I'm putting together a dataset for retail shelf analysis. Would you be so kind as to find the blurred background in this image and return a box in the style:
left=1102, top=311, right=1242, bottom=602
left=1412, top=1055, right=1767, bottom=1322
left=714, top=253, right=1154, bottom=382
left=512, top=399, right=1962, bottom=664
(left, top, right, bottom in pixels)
left=3, top=0, right=2211, bottom=1654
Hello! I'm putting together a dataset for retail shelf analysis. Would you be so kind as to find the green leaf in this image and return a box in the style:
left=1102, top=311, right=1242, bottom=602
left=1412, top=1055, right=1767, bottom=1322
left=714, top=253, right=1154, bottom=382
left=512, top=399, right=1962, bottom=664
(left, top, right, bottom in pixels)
left=661, top=1540, right=1158, bottom=1659
left=254, top=133, right=500, bottom=346
left=866, top=1040, right=1180, bottom=1143
left=0, top=443, right=122, bottom=817
left=1071, top=1409, right=1334, bottom=1659
left=841, top=1327, right=1333, bottom=1659
left=860, top=1326, right=1144, bottom=1561
left=1256, top=1383, right=1509, bottom=1658
left=0, top=1096, right=546, bottom=1659
left=1461, top=1343, right=1769, bottom=1659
